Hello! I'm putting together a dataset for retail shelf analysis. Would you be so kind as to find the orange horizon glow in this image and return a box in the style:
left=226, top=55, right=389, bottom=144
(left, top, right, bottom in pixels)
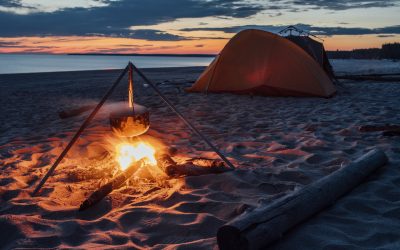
left=0, top=34, right=399, bottom=54
left=0, top=36, right=226, bottom=54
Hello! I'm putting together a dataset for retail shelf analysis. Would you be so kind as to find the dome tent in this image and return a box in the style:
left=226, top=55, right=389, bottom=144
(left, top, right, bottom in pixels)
left=285, top=35, right=335, bottom=80
left=187, top=29, right=336, bottom=97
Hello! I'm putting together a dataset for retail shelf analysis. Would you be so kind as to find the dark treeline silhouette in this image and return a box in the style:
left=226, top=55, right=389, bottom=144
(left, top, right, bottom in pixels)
left=327, top=43, right=400, bottom=60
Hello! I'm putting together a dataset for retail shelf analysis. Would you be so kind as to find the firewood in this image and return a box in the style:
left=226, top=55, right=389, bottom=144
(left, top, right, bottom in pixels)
left=156, top=153, right=231, bottom=177
left=186, top=158, right=225, bottom=168
left=217, top=149, right=388, bottom=250
left=79, top=160, right=143, bottom=211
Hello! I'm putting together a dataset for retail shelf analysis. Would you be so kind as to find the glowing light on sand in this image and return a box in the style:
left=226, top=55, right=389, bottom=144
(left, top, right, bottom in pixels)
left=116, top=142, right=157, bottom=170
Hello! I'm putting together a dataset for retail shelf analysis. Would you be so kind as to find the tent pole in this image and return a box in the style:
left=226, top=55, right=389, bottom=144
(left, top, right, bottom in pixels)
left=32, top=65, right=129, bottom=196
left=130, top=62, right=235, bottom=170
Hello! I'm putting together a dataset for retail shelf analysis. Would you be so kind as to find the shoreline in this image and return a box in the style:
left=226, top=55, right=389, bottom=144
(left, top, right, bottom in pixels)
left=0, top=66, right=206, bottom=76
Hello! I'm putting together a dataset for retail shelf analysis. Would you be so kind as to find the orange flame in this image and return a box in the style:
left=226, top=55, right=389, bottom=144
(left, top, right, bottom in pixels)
left=116, top=142, right=157, bottom=170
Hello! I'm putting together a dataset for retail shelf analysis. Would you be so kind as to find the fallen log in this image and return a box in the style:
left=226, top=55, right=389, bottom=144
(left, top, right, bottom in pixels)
left=156, top=153, right=231, bottom=177
left=59, top=104, right=95, bottom=119
left=79, top=159, right=143, bottom=211
left=217, top=148, right=388, bottom=250
left=336, top=73, right=400, bottom=82
left=382, top=130, right=400, bottom=136
left=359, top=124, right=400, bottom=132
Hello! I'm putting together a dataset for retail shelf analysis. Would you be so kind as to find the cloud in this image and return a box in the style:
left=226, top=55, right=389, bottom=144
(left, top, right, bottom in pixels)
left=291, top=0, right=399, bottom=10
left=0, top=40, right=26, bottom=47
left=0, top=0, right=263, bottom=40
left=180, top=24, right=400, bottom=36
left=0, top=0, right=398, bottom=42
left=158, top=45, right=183, bottom=49
left=0, top=0, right=22, bottom=8
left=128, top=29, right=190, bottom=41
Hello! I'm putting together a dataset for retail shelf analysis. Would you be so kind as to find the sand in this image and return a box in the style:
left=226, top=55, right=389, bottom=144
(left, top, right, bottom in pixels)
left=1, top=64, right=400, bottom=249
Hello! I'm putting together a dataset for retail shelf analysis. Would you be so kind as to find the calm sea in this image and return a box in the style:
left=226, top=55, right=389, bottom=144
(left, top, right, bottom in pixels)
left=0, top=54, right=215, bottom=74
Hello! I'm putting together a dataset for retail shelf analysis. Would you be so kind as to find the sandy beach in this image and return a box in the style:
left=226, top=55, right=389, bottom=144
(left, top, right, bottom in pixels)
left=1, top=64, right=400, bottom=249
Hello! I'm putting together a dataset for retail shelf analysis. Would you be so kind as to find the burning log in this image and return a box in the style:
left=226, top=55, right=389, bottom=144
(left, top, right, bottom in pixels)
left=217, top=148, right=388, bottom=250
left=156, top=153, right=231, bottom=177
left=79, top=159, right=143, bottom=211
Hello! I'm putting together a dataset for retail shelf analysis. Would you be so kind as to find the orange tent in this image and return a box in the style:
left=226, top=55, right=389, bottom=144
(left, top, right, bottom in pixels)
left=187, top=29, right=336, bottom=97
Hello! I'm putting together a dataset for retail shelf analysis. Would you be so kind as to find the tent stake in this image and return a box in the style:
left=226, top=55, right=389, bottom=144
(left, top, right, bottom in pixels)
left=32, top=65, right=129, bottom=196
left=130, top=62, right=235, bottom=170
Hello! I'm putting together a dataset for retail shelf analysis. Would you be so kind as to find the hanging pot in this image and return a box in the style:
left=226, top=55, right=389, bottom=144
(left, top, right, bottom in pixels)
left=109, top=104, right=150, bottom=137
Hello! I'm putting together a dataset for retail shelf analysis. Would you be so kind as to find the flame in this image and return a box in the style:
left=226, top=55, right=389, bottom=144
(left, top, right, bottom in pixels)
left=116, top=142, right=157, bottom=170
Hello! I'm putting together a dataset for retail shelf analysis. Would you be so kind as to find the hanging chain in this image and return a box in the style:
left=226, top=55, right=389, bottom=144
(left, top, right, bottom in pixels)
left=128, top=63, right=135, bottom=112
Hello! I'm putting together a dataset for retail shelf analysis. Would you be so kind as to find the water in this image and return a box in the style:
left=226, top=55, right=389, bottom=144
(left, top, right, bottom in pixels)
left=1, top=54, right=398, bottom=75
left=0, top=54, right=215, bottom=74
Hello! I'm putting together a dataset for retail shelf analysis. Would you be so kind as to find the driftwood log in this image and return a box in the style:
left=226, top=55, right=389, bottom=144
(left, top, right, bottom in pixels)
left=358, top=125, right=400, bottom=137
left=79, top=160, right=143, bottom=211
left=217, top=148, right=388, bottom=250
left=359, top=124, right=400, bottom=132
left=382, top=130, right=400, bottom=136
left=58, top=104, right=96, bottom=119
left=336, top=73, right=400, bottom=82
left=155, top=153, right=231, bottom=177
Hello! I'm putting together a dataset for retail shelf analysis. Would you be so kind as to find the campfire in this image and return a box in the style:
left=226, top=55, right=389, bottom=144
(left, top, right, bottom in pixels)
left=78, top=136, right=230, bottom=211
left=32, top=61, right=234, bottom=211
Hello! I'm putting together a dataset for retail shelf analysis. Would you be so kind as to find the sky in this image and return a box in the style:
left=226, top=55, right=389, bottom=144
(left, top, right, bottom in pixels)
left=0, top=0, right=399, bottom=54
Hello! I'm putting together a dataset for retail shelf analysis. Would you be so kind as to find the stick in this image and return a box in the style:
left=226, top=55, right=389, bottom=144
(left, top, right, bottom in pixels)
left=32, top=66, right=129, bottom=196
left=130, top=62, right=235, bottom=170
left=79, top=160, right=143, bottom=211
left=217, top=148, right=388, bottom=250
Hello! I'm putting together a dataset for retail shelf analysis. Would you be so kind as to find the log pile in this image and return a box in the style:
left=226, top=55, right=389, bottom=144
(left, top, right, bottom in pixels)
left=217, top=148, right=388, bottom=250
left=79, top=153, right=231, bottom=211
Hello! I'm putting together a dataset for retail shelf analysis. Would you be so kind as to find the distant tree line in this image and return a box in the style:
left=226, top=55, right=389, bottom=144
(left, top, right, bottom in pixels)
left=327, top=42, right=400, bottom=60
